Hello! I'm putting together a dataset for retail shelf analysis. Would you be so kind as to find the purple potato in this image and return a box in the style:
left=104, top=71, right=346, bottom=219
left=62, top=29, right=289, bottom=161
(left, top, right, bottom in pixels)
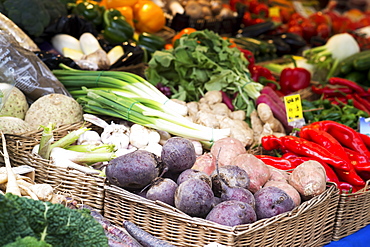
left=254, top=186, right=295, bottom=220
left=174, top=178, right=214, bottom=217
left=146, top=178, right=178, bottom=206
left=206, top=200, right=257, bottom=227
left=221, top=186, right=255, bottom=209
left=177, top=169, right=212, bottom=188
left=161, top=137, right=196, bottom=173
left=106, top=150, right=160, bottom=190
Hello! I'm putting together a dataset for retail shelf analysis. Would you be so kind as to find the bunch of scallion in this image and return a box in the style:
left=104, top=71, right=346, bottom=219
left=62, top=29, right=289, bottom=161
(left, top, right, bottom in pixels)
left=53, top=65, right=230, bottom=145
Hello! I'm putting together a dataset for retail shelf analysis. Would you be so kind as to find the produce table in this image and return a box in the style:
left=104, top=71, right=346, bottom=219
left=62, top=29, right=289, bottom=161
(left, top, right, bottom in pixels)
left=325, top=225, right=370, bottom=247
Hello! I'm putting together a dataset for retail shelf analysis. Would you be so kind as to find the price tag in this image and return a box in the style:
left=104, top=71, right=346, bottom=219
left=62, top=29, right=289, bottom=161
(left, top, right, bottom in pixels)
left=359, top=117, right=370, bottom=135
left=284, top=94, right=304, bottom=123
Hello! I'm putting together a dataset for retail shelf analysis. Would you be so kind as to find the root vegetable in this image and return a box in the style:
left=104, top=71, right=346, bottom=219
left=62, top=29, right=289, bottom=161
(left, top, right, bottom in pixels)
left=257, top=103, right=285, bottom=133
left=210, top=137, right=247, bottom=167
left=211, top=103, right=231, bottom=117
left=177, top=169, right=212, bottom=188
left=231, top=154, right=271, bottom=193
left=254, top=186, right=295, bottom=220
left=161, top=137, right=196, bottom=173
left=106, top=150, right=160, bottom=190
left=196, top=111, right=220, bottom=128
left=264, top=180, right=301, bottom=207
left=24, top=93, right=84, bottom=130
left=202, top=91, right=222, bottom=105
left=174, top=178, right=214, bottom=217
left=18, top=184, right=39, bottom=200
left=206, top=200, right=257, bottom=227
left=211, top=165, right=250, bottom=195
left=146, top=178, right=178, bottom=206
left=267, top=165, right=289, bottom=182
left=0, top=116, right=32, bottom=134
left=29, top=184, right=54, bottom=202
left=0, top=83, right=29, bottom=119
left=288, top=160, right=326, bottom=200
left=220, top=187, right=255, bottom=209
left=123, top=221, right=175, bottom=247
left=230, top=110, right=246, bottom=121
left=186, top=102, right=199, bottom=117
left=1, top=131, right=21, bottom=196
left=185, top=1, right=204, bottom=19
left=192, top=152, right=216, bottom=175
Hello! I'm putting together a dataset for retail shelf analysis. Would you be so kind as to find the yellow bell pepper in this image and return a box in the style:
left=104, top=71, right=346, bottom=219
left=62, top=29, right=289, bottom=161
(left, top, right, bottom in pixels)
left=133, top=0, right=166, bottom=33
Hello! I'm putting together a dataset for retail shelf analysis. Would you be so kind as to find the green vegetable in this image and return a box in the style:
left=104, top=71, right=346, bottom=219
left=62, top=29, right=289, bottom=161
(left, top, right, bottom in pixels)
left=53, top=66, right=230, bottom=144
left=72, top=1, right=105, bottom=28
left=4, top=236, right=51, bottom=247
left=102, top=8, right=134, bottom=44
left=303, top=33, right=360, bottom=81
left=0, top=193, right=108, bottom=246
left=1, top=0, right=68, bottom=37
left=145, top=29, right=263, bottom=116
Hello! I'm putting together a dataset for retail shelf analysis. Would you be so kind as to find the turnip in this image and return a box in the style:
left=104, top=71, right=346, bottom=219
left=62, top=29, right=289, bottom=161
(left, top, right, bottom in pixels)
left=211, top=165, right=250, bottom=197
left=106, top=150, right=160, bottom=190
left=177, top=169, right=212, bottom=188
left=146, top=178, right=178, bottom=206
left=174, top=178, right=214, bottom=217
left=220, top=186, right=255, bottom=209
left=161, top=137, right=196, bottom=173
left=254, top=186, right=295, bottom=220
left=206, top=200, right=257, bottom=227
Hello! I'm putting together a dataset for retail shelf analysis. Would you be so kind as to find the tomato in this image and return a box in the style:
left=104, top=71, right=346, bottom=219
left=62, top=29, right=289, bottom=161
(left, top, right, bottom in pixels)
left=316, top=23, right=330, bottom=39
left=308, top=12, right=331, bottom=27
left=133, top=0, right=166, bottom=33
left=287, top=25, right=303, bottom=37
left=106, top=0, right=138, bottom=8
left=171, top=27, right=197, bottom=45
left=116, top=6, right=134, bottom=27
left=301, top=20, right=317, bottom=42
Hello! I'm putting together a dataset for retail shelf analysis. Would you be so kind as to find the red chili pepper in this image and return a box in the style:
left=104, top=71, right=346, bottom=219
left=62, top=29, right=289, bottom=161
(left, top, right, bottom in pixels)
left=307, top=120, right=370, bottom=159
left=261, top=135, right=351, bottom=171
left=328, top=77, right=368, bottom=95
left=338, top=181, right=359, bottom=194
left=299, top=126, right=352, bottom=163
left=255, top=155, right=296, bottom=170
left=311, top=85, right=353, bottom=97
left=359, top=133, right=370, bottom=150
left=351, top=94, right=370, bottom=115
left=281, top=152, right=299, bottom=159
left=279, top=64, right=311, bottom=95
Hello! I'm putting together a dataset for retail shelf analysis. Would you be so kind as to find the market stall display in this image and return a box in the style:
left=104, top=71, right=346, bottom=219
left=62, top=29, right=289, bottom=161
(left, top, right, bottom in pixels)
left=2, top=0, right=370, bottom=246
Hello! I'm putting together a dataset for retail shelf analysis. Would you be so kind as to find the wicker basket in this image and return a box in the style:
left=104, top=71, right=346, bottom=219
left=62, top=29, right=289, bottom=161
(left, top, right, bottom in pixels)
left=104, top=183, right=339, bottom=247
left=331, top=180, right=370, bottom=241
left=2, top=121, right=106, bottom=214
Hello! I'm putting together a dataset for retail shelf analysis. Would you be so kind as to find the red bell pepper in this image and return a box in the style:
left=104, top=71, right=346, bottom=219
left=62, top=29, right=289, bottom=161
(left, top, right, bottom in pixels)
left=279, top=59, right=311, bottom=95
left=237, top=47, right=255, bottom=70
left=261, top=135, right=351, bottom=171
left=250, top=65, right=280, bottom=90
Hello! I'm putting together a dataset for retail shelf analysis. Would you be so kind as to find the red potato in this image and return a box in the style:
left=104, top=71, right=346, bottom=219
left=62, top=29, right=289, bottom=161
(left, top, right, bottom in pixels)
left=264, top=180, right=301, bottom=207
left=231, top=154, right=271, bottom=193
left=210, top=137, right=247, bottom=167
left=191, top=152, right=216, bottom=175
left=288, top=160, right=327, bottom=201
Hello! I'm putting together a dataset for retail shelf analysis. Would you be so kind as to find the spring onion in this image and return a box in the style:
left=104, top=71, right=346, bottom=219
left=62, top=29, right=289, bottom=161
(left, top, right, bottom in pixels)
left=303, top=33, right=360, bottom=81
left=53, top=66, right=231, bottom=143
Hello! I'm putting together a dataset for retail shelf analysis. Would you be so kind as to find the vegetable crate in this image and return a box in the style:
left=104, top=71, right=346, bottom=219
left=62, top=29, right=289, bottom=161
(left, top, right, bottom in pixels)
left=332, top=181, right=370, bottom=241
left=2, top=121, right=106, bottom=214
left=104, top=184, right=339, bottom=247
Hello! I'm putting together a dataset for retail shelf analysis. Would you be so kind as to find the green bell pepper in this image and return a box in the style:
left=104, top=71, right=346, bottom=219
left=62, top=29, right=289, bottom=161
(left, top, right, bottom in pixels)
left=103, top=8, right=134, bottom=44
left=73, top=1, right=105, bottom=27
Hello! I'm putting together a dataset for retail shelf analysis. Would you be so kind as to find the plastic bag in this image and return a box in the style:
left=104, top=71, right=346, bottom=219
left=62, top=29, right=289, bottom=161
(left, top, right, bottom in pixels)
left=0, top=67, right=16, bottom=111
left=0, top=30, right=71, bottom=103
